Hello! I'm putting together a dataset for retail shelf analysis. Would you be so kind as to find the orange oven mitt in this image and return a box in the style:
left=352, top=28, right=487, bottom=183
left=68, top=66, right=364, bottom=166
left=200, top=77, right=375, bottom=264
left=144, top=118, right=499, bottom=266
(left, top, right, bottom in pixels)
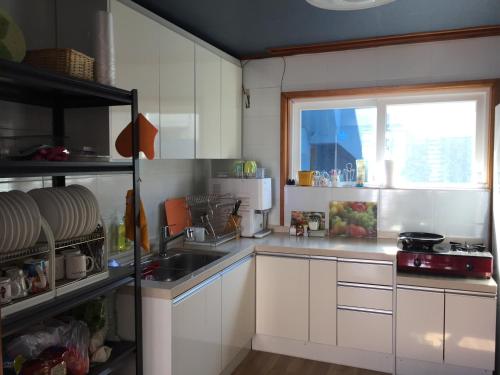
left=125, top=189, right=150, bottom=252
left=115, top=113, right=158, bottom=160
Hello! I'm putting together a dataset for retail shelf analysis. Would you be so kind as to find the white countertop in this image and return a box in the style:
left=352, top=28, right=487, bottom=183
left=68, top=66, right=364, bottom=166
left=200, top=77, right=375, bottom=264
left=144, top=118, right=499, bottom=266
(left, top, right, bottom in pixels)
left=137, top=233, right=497, bottom=299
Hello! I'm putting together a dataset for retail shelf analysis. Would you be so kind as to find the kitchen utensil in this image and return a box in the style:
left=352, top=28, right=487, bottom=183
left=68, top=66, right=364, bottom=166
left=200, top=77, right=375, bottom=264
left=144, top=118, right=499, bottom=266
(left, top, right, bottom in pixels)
left=298, top=171, right=314, bottom=186
left=313, top=171, right=321, bottom=186
left=398, top=232, right=445, bottom=251
left=184, top=227, right=194, bottom=241
left=65, top=253, right=95, bottom=279
left=115, top=113, right=158, bottom=160
left=356, top=159, right=366, bottom=187
left=164, top=197, right=191, bottom=237
left=193, top=227, right=207, bottom=242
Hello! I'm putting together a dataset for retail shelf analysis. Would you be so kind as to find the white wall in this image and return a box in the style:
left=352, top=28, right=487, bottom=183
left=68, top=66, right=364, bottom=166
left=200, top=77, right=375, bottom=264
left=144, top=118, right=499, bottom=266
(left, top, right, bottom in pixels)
left=242, top=35, right=500, bottom=226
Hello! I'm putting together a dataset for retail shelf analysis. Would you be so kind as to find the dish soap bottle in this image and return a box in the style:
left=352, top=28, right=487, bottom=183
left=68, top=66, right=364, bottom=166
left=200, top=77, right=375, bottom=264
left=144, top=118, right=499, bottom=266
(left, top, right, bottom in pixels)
left=117, top=215, right=128, bottom=252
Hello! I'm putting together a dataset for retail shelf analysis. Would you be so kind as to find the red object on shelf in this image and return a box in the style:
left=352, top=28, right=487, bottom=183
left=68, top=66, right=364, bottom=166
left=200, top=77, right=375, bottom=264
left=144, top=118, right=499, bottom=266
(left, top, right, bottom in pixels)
left=397, top=250, right=493, bottom=279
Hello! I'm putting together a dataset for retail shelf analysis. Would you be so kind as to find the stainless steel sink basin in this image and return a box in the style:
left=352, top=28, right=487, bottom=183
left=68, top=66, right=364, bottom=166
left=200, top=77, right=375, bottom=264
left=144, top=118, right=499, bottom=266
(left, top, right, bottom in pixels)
left=142, top=249, right=228, bottom=282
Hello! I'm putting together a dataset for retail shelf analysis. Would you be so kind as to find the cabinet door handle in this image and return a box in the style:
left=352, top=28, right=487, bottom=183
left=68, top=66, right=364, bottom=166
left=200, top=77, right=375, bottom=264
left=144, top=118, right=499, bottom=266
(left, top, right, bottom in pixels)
left=310, top=255, right=338, bottom=261
left=173, top=273, right=221, bottom=305
left=338, top=258, right=393, bottom=266
left=338, top=305, right=392, bottom=315
left=220, top=254, right=254, bottom=276
left=445, top=289, right=497, bottom=298
left=257, top=251, right=309, bottom=260
left=397, top=285, right=444, bottom=293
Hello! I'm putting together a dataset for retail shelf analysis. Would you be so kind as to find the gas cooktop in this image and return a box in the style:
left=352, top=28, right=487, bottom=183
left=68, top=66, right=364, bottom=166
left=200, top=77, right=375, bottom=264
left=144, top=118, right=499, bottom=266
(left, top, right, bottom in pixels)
left=397, top=241, right=493, bottom=279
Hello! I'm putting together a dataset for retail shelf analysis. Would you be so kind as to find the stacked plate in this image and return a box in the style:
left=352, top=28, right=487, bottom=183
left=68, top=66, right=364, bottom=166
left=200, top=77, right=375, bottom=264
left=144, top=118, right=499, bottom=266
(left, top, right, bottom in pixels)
left=28, top=185, right=100, bottom=241
left=0, top=191, right=42, bottom=253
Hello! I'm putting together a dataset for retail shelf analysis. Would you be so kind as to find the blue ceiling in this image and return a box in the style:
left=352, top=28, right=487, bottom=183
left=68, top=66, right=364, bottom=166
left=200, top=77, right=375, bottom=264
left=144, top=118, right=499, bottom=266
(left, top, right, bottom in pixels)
left=132, top=0, right=500, bottom=58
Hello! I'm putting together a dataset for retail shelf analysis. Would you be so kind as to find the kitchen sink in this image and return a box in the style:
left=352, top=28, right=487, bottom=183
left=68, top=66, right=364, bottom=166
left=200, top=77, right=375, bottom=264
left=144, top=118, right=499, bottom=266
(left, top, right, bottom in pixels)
left=142, top=249, right=228, bottom=282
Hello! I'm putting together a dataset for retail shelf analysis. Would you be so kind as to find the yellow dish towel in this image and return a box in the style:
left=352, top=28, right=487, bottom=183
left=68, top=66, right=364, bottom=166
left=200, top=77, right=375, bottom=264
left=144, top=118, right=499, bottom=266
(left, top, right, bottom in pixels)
left=125, top=190, right=150, bottom=252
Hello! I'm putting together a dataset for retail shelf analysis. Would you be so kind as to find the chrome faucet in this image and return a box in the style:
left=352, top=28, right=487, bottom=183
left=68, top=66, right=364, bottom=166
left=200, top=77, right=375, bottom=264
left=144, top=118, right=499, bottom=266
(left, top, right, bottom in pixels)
left=159, top=225, right=184, bottom=257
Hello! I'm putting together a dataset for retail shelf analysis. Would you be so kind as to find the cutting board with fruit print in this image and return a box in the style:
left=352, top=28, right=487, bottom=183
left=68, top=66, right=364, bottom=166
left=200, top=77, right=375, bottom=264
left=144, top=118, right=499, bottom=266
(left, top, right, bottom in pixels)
left=329, top=201, right=377, bottom=238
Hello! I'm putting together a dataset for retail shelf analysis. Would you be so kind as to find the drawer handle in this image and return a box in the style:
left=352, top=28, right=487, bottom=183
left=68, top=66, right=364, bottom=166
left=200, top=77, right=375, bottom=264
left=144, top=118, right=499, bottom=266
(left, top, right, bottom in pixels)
left=397, top=285, right=444, bottom=293
left=338, top=305, right=393, bottom=315
left=338, top=281, right=393, bottom=291
left=338, top=258, right=393, bottom=265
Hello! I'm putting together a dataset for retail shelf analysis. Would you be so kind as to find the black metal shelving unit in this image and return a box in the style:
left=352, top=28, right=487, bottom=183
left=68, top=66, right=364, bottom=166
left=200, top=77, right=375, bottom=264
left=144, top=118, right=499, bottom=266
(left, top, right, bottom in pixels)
left=0, top=58, right=143, bottom=375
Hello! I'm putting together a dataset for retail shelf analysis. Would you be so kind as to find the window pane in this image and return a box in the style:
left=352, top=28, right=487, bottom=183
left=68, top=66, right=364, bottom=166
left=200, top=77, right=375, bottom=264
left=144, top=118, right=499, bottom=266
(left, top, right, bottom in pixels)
left=300, top=107, right=377, bottom=180
left=385, top=101, right=477, bottom=186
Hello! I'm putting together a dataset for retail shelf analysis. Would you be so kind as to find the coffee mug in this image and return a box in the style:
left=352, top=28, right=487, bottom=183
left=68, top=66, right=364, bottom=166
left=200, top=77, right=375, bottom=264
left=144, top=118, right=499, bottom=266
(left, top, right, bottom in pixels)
left=55, top=254, right=65, bottom=281
left=193, top=227, right=207, bottom=242
left=60, top=248, right=81, bottom=257
left=0, top=277, right=13, bottom=304
left=65, top=254, right=94, bottom=279
left=3, top=267, right=30, bottom=299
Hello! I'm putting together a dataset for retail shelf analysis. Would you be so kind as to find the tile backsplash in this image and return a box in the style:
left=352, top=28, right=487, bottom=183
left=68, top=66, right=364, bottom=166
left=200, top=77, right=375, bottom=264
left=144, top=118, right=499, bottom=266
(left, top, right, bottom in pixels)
left=285, top=186, right=490, bottom=241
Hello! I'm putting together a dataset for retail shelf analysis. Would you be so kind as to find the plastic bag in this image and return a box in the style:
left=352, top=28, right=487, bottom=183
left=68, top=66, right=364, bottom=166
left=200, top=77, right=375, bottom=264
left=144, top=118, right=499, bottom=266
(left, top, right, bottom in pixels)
left=60, top=320, right=90, bottom=375
left=6, top=325, right=60, bottom=360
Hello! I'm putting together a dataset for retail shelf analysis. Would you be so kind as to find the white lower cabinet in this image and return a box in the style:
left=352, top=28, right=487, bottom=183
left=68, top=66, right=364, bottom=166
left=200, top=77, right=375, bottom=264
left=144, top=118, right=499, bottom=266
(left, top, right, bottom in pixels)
left=172, top=275, right=222, bottom=375
left=445, top=293, right=496, bottom=370
left=396, top=287, right=445, bottom=363
left=256, top=254, right=309, bottom=341
left=310, top=258, right=337, bottom=346
left=397, top=286, right=497, bottom=372
left=221, top=256, right=255, bottom=371
left=337, top=308, right=393, bottom=353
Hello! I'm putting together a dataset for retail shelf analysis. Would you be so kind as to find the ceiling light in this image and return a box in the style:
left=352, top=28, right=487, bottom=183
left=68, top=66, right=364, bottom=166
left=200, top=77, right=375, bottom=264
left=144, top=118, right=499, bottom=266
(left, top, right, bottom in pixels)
left=306, top=0, right=396, bottom=11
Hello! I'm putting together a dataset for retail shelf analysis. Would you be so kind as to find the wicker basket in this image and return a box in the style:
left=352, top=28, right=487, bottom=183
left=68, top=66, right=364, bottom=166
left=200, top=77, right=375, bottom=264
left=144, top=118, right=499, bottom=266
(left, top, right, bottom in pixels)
left=24, top=48, right=94, bottom=81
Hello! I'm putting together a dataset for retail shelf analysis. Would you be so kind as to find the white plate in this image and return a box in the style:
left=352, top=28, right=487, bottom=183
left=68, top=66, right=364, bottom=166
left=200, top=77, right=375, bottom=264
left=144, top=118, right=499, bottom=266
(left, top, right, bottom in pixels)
left=29, top=189, right=64, bottom=241
left=66, top=188, right=87, bottom=238
left=63, top=188, right=81, bottom=238
left=0, top=195, right=13, bottom=252
left=0, top=192, right=22, bottom=251
left=8, top=191, right=34, bottom=249
left=53, top=188, right=75, bottom=240
left=6, top=191, right=32, bottom=249
left=67, top=185, right=93, bottom=235
left=15, top=191, right=42, bottom=247
left=68, top=185, right=99, bottom=235
left=49, top=188, right=71, bottom=240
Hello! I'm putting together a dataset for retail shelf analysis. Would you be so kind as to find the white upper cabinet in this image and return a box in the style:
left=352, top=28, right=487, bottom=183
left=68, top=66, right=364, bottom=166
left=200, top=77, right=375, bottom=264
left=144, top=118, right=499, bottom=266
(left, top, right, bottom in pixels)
left=109, top=0, right=160, bottom=159
left=220, top=59, right=242, bottom=159
left=159, top=27, right=195, bottom=159
left=256, top=255, right=309, bottom=341
left=195, top=44, right=221, bottom=159
left=445, top=293, right=496, bottom=370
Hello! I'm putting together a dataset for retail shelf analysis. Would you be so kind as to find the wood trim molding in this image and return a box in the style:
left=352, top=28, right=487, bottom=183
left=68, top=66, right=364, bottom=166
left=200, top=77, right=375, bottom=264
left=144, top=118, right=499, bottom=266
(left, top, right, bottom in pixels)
left=242, top=25, right=500, bottom=60
left=280, top=94, right=290, bottom=225
left=280, top=79, right=500, bottom=225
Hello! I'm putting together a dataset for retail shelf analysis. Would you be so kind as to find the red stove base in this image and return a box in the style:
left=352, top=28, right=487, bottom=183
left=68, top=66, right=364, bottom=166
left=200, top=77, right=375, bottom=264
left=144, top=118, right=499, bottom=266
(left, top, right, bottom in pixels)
left=397, top=251, right=493, bottom=279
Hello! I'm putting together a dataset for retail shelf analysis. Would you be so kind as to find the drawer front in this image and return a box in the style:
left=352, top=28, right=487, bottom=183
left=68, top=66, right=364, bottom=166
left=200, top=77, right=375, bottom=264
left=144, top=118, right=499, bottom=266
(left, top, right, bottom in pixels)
left=338, top=260, right=393, bottom=286
left=338, top=308, right=393, bottom=354
left=338, top=284, right=392, bottom=311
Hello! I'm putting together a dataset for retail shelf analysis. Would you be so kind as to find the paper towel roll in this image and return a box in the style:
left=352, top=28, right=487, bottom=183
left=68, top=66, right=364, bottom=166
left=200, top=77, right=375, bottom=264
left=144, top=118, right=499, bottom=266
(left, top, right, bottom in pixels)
left=94, top=11, right=115, bottom=85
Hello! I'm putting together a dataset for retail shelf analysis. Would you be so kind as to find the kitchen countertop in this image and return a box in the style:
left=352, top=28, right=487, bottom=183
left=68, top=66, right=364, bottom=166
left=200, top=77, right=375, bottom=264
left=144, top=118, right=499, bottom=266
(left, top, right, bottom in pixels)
left=137, top=233, right=497, bottom=299
left=397, top=273, right=497, bottom=294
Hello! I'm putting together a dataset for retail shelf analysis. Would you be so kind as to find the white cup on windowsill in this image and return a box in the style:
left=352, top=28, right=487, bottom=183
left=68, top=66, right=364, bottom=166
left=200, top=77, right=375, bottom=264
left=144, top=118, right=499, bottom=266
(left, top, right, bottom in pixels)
left=384, top=160, right=394, bottom=188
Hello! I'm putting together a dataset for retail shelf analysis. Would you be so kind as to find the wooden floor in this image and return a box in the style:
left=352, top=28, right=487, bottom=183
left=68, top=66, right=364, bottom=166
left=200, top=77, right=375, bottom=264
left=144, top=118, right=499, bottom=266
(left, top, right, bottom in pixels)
left=232, top=351, right=389, bottom=375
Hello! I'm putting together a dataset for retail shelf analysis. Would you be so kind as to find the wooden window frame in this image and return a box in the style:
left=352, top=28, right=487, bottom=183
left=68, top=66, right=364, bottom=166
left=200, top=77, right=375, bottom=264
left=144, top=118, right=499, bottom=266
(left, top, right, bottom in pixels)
left=280, top=80, right=500, bottom=225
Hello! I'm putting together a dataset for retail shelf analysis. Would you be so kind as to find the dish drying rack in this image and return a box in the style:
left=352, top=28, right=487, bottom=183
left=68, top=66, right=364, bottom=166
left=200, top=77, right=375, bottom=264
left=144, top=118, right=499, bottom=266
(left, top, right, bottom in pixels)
left=0, top=219, right=109, bottom=317
left=186, top=193, right=239, bottom=246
